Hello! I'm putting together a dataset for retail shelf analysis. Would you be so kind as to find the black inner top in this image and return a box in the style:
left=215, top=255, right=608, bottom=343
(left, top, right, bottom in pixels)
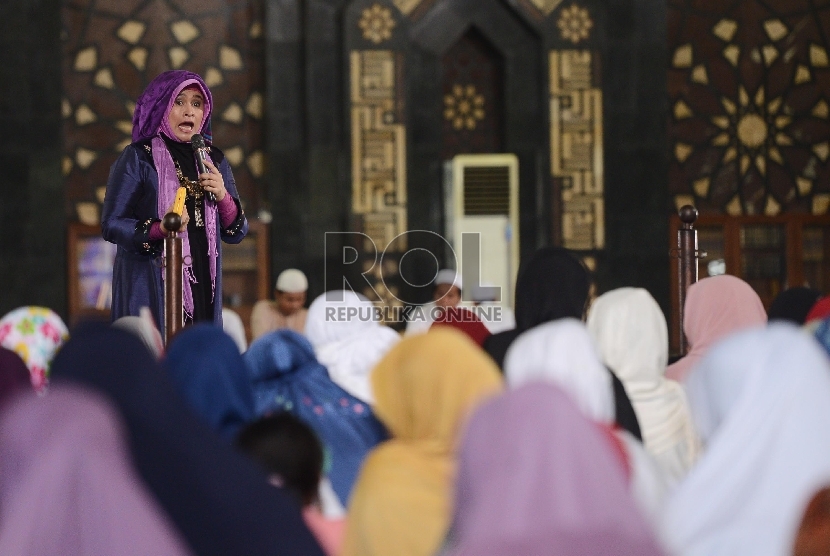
left=161, top=133, right=214, bottom=323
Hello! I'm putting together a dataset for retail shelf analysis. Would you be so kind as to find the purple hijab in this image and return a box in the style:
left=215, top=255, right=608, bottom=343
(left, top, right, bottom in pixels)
left=445, top=383, right=664, bottom=556
left=0, top=386, right=192, bottom=555
left=133, top=70, right=218, bottom=319
left=0, top=348, right=31, bottom=405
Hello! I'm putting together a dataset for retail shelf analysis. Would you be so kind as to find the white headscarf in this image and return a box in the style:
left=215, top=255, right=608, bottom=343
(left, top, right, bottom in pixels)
left=504, top=318, right=614, bottom=423
left=221, top=308, right=247, bottom=353
left=663, top=324, right=830, bottom=556
left=504, top=318, right=668, bottom=526
left=305, top=291, right=400, bottom=404
left=587, top=287, right=699, bottom=484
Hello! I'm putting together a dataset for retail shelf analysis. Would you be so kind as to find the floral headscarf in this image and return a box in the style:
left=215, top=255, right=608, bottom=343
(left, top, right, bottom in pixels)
left=0, top=307, right=69, bottom=391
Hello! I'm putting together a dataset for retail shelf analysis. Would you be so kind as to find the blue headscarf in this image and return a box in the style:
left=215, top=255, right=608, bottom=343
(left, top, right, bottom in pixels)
left=164, top=324, right=255, bottom=440
left=50, top=322, right=324, bottom=556
left=244, top=330, right=387, bottom=505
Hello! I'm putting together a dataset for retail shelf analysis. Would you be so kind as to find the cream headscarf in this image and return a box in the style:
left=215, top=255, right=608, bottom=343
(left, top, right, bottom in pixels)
left=587, top=288, right=699, bottom=484
left=342, top=328, right=503, bottom=556
left=663, top=324, right=830, bottom=555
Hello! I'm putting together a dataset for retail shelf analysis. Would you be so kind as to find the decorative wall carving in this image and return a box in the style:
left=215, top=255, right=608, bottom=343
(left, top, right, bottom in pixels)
left=557, top=4, right=594, bottom=44
left=359, top=4, right=397, bottom=44
left=349, top=49, right=408, bottom=307
left=62, top=0, right=265, bottom=224
left=530, top=0, right=566, bottom=16
left=550, top=49, right=605, bottom=249
left=669, top=0, right=830, bottom=215
left=444, top=85, right=486, bottom=131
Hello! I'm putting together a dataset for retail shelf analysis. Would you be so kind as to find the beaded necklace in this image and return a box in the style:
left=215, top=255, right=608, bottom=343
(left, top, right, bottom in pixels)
left=173, top=159, right=205, bottom=227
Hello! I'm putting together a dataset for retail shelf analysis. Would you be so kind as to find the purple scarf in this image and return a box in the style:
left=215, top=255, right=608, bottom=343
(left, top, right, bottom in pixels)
left=133, top=71, right=218, bottom=320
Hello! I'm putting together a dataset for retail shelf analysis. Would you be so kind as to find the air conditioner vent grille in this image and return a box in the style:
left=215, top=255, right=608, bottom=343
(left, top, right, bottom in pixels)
left=463, top=165, right=510, bottom=215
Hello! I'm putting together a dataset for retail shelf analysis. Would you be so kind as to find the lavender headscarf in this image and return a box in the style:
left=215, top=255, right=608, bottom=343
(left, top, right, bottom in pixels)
left=0, top=386, right=192, bottom=555
left=133, top=70, right=218, bottom=319
left=445, top=383, right=664, bottom=556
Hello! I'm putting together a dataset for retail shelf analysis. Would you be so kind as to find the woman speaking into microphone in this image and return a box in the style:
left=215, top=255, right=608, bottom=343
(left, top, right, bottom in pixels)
left=102, top=70, right=248, bottom=333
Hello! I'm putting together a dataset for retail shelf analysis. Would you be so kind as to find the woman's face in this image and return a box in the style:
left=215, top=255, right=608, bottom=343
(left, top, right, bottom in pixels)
left=167, top=87, right=204, bottom=142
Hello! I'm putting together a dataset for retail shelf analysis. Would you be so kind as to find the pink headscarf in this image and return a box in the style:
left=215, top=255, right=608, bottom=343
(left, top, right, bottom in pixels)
left=445, top=383, right=664, bottom=556
left=666, top=275, right=767, bottom=382
left=0, top=386, right=192, bottom=555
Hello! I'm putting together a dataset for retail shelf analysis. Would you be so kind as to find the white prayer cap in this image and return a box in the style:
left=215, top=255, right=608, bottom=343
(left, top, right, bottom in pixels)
left=435, top=269, right=462, bottom=290
left=276, top=269, right=308, bottom=293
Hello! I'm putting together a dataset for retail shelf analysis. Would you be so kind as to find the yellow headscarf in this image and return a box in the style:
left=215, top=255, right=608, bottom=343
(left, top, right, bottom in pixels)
left=342, top=328, right=503, bottom=556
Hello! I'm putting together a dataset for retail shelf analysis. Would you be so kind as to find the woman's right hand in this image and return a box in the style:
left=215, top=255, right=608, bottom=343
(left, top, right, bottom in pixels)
left=160, top=203, right=190, bottom=234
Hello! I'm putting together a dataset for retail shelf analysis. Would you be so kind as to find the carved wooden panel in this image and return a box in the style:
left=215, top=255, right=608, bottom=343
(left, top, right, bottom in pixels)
left=668, top=0, right=830, bottom=216
left=441, top=29, right=504, bottom=160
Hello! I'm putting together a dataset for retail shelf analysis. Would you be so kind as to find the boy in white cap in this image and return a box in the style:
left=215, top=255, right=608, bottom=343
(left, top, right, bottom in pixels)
left=404, top=268, right=463, bottom=336
left=250, top=268, right=309, bottom=340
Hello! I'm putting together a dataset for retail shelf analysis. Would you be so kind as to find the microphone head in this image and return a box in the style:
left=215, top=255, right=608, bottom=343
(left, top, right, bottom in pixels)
left=190, top=134, right=206, bottom=150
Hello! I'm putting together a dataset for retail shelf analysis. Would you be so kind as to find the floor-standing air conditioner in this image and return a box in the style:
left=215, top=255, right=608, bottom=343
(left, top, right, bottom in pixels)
left=445, top=154, right=520, bottom=308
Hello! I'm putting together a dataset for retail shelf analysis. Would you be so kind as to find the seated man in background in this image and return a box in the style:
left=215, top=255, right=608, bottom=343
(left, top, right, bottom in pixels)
left=251, top=268, right=309, bottom=339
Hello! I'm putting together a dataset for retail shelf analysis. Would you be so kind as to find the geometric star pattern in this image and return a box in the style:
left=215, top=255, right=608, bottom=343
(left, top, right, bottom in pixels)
left=62, top=0, right=265, bottom=225
left=669, top=0, right=830, bottom=216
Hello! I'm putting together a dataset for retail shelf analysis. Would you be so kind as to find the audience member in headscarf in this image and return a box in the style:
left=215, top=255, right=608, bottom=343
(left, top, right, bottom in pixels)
left=767, top=286, right=822, bottom=326
left=245, top=329, right=388, bottom=507
left=469, top=283, right=516, bottom=334
left=164, top=324, right=255, bottom=440
left=112, top=307, right=164, bottom=359
left=666, top=275, right=767, bottom=382
left=222, top=307, right=248, bottom=352
left=480, top=248, right=641, bottom=436
left=252, top=269, right=309, bottom=339
left=587, top=288, right=700, bottom=484
left=430, top=306, right=491, bottom=347
left=0, top=348, right=34, bottom=405
left=343, top=328, right=503, bottom=556
left=484, top=247, right=589, bottom=368
left=503, top=319, right=667, bottom=525
left=0, top=306, right=69, bottom=391
left=505, top=318, right=641, bottom=440
left=50, top=323, right=324, bottom=556
left=0, top=386, right=193, bottom=555
left=237, top=413, right=345, bottom=556
left=405, top=269, right=464, bottom=336
left=505, top=319, right=614, bottom=423
left=663, top=324, right=830, bottom=556
left=443, top=383, right=665, bottom=556
left=304, top=290, right=400, bottom=404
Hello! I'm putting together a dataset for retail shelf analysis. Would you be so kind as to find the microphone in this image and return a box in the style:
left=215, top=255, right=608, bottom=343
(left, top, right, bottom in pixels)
left=190, top=133, right=215, bottom=201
